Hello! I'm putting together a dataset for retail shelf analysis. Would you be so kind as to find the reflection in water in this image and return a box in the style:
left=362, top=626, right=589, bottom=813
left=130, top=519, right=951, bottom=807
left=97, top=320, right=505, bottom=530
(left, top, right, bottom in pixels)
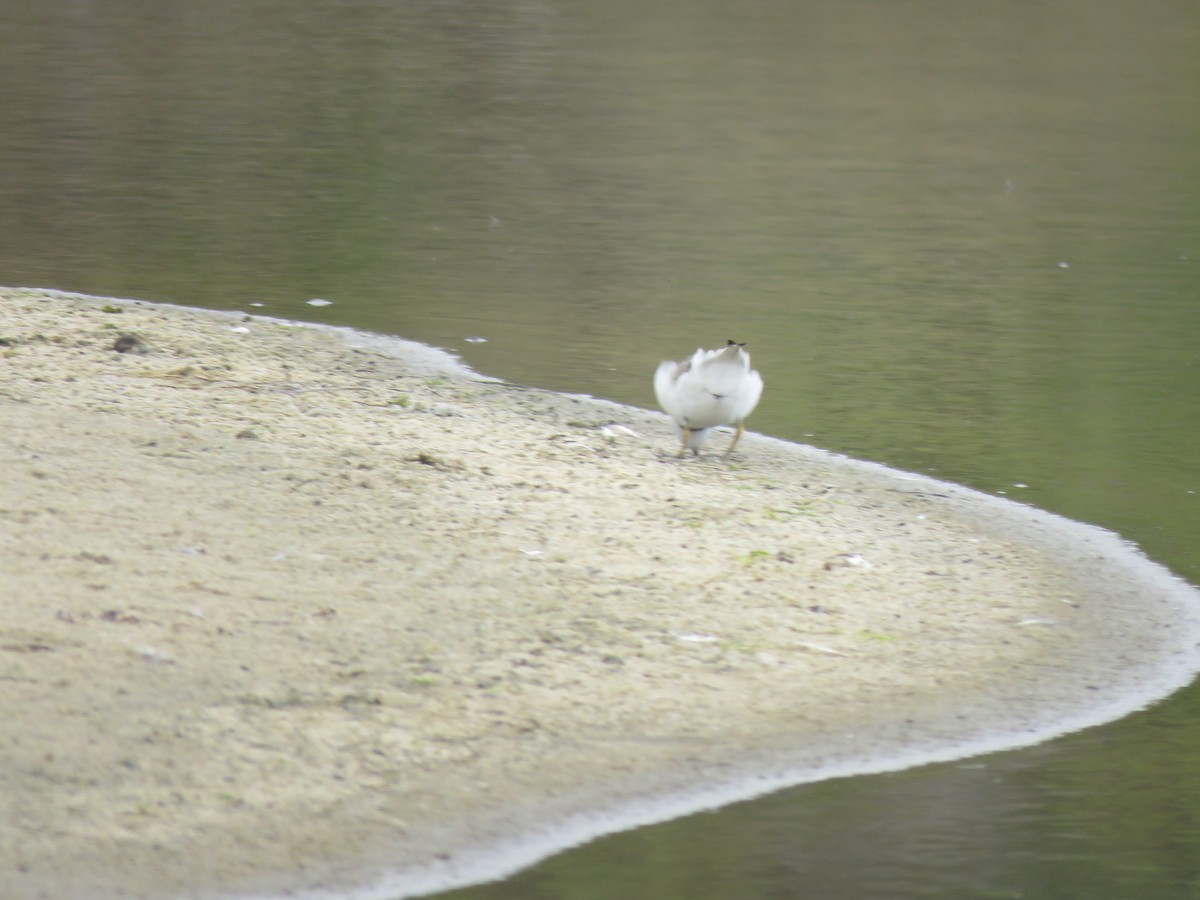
left=2, top=1, right=1199, bottom=897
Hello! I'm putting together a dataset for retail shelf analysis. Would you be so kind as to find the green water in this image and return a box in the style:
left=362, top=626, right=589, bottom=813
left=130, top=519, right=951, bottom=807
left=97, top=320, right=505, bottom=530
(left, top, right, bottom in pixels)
left=3, top=1, right=1199, bottom=896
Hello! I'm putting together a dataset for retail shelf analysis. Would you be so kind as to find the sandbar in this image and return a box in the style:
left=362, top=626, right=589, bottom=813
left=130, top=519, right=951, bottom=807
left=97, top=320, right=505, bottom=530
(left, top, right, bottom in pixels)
left=1, top=288, right=1198, bottom=899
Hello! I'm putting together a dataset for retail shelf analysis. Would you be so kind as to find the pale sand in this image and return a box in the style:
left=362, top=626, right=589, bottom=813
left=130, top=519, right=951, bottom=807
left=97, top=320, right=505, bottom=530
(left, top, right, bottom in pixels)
left=1, top=288, right=1198, bottom=900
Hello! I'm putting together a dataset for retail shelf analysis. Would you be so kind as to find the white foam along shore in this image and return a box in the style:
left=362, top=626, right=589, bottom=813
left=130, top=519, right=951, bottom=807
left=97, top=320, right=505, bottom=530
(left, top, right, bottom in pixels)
left=1, top=288, right=1198, bottom=900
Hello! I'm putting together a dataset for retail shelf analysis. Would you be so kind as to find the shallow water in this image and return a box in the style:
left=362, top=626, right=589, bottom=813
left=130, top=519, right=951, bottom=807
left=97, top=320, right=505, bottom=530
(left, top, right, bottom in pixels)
left=3, top=1, right=1200, bottom=897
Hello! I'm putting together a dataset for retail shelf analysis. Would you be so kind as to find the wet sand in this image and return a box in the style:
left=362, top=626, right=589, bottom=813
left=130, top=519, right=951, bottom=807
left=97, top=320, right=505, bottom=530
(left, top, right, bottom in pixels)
left=2, top=287, right=1198, bottom=900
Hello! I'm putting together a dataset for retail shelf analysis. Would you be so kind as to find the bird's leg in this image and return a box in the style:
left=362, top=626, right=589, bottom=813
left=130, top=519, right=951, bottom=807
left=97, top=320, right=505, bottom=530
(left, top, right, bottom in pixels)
left=723, top=421, right=745, bottom=458
left=679, top=425, right=692, bottom=457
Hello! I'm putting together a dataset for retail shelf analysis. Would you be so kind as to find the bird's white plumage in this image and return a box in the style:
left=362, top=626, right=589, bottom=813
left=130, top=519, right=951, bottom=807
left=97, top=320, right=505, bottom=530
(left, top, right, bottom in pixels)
left=654, top=342, right=763, bottom=455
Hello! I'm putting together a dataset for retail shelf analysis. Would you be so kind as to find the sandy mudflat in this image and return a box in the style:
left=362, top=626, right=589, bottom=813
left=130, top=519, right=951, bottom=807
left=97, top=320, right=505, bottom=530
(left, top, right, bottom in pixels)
left=1, top=288, right=1198, bottom=900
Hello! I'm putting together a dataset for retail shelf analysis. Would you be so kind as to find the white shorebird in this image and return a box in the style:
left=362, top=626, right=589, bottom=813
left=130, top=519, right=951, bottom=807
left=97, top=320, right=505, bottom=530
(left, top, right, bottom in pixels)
left=654, top=340, right=764, bottom=457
